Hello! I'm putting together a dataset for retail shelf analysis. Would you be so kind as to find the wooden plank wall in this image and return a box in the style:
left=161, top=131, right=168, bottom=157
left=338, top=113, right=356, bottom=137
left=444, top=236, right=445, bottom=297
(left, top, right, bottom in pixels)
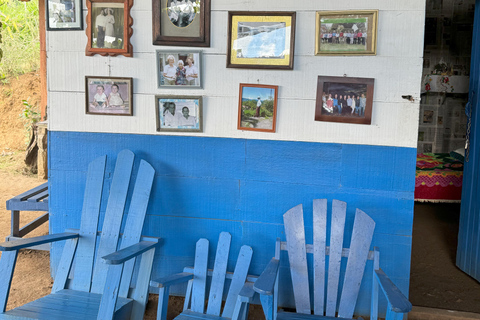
left=46, top=1, right=425, bottom=148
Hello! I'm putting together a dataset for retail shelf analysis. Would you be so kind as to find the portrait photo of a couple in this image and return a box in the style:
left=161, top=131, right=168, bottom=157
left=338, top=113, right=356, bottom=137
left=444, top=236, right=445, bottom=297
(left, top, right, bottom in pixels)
left=91, top=3, right=125, bottom=49
left=156, top=97, right=203, bottom=132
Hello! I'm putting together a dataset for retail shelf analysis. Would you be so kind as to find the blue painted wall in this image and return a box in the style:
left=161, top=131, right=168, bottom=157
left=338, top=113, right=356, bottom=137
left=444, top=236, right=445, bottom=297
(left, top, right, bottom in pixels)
left=48, top=131, right=416, bottom=316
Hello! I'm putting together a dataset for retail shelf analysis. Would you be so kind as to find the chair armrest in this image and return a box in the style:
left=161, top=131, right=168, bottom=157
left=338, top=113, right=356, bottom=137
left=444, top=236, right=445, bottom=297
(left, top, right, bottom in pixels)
left=253, top=258, right=280, bottom=295
left=0, top=232, right=79, bottom=251
left=238, top=281, right=255, bottom=302
left=374, top=269, right=412, bottom=313
left=102, top=241, right=158, bottom=265
left=150, top=272, right=194, bottom=288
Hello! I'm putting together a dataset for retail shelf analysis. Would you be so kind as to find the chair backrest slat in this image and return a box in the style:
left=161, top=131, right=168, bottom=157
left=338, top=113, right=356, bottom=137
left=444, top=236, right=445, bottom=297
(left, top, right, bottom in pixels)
left=91, top=149, right=135, bottom=294
left=325, top=200, right=347, bottom=317
left=337, top=209, right=375, bottom=318
left=222, top=245, right=253, bottom=318
left=118, top=160, right=156, bottom=297
left=313, top=199, right=327, bottom=316
left=191, top=238, right=209, bottom=313
left=70, top=155, right=106, bottom=292
left=206, top=232, right=232, bottom=316
left=283, top=204, right=311, bottom=314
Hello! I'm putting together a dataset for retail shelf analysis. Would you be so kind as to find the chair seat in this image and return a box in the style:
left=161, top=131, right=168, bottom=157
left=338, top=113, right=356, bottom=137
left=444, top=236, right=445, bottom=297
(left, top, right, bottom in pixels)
left=174, top=310, right=231, bottom=320
left=277, top=311, right=356, bottom=320
left=0, top=289, right=132, bottom=320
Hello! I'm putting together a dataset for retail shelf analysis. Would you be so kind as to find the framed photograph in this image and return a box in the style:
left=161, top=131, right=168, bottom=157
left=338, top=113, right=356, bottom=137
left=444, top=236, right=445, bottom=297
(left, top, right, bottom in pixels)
left=156, top=96, right=203, bottom=132
left=315, top=10, right=378, bottom=55
left=156, top=51, right=202, bottom=88
left=152, top=0, right=211, bottom=47
left=227, top=11, right=296, bottom=70
left=46, top=0, right=83, bottom=30
left=238, top=83, right=278, bottom=133
left=85, top=76, right=133, bottom=116
left=315, top=76, right=374, bottom=125
left=85, top=0, right=133, bottom=57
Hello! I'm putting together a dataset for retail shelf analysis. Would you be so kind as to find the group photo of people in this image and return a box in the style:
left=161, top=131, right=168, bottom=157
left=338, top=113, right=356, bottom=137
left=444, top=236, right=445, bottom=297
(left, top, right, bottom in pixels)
left=167, top=0, right=199, bottom=28
left=318, top=18, right=370, bottom=53
left=320, top=83, right=368, bottom=118
left=92, top=4, right=124, bottom=49
left=158, top=98, right=201, bottom=131
left=158, top=52, right=201, bottom=87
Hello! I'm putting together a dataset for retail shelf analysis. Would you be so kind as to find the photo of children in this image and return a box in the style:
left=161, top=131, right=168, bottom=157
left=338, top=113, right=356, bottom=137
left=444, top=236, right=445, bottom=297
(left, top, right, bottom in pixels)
left=86, top=77, right=132, bottom=116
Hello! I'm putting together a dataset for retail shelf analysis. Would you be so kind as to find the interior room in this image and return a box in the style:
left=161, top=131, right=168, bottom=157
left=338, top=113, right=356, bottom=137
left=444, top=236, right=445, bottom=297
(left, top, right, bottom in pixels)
left=410, top=0, right=480, bottom=313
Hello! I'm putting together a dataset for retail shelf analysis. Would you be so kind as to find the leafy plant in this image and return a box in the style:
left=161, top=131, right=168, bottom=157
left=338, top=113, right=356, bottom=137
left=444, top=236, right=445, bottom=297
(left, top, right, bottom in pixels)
left=0, top=0, right=39, bottom=77
left=19, top=99, right=40, bottom=145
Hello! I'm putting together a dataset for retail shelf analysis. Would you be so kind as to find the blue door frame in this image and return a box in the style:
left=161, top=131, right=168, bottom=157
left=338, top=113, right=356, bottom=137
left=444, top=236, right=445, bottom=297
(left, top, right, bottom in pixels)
left=456, top=0, right=480, bottom=282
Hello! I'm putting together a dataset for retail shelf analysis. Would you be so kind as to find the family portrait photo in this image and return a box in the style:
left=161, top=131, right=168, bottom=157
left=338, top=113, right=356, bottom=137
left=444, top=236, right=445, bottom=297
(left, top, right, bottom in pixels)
left=166, top=0, right=199, bottom=28
left=47, top=0, right=82, bottom=30
left=91, top=2, right=125, bottom=49
left=315, top=10, right=378, bottom=55
left=157, top=51, right=201, bottom=88
left=238, top=83, right=278, bottom=133
left=228, top=12, right=295, bottom=69
left=315, top=76, right=374, bottom=125
left=86, top=77, right=132, bottom=116
left=156, top=96, right=203, bottom=132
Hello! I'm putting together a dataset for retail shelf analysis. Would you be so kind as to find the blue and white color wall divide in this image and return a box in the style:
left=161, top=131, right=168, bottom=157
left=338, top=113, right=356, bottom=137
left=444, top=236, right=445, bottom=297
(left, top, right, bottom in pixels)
left=46, top=1, right=425, bottom=316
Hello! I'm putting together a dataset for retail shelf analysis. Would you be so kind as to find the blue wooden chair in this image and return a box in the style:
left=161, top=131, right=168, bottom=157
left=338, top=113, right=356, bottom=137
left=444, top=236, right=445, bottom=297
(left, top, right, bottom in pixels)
left=252, top=199, right=412, bottom=320
left=150, top=232, right=255, bottom=320
left=0, top=149, right=158, bottom=320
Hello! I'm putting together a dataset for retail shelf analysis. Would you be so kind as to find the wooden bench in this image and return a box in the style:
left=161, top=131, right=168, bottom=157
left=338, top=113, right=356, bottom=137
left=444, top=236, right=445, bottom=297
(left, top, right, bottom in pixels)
left=5, top=182, right=49, bottom=250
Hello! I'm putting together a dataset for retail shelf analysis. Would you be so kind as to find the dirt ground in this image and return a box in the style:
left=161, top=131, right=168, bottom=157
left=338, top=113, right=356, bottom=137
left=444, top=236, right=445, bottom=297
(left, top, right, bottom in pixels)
left=2, top=73, right=479, bottom=318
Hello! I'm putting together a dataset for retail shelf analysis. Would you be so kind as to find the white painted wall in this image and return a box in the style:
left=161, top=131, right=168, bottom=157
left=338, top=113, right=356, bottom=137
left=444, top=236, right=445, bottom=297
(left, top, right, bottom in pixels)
left=47, top=1, right=425, bottom=148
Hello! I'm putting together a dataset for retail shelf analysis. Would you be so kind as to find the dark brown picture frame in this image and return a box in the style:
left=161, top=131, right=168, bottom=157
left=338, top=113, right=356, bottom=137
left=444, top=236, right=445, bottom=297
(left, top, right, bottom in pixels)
left=85, top=76, right=133, bottom=116
left=315, top=76, right=374, bottom=125
left=227, top=11, right=296, bottom=70
left=85, top=0, right=134, bottom=57
left=152, top=0, right=211, bottom=47
left=237, top=83, right=278, bottom=133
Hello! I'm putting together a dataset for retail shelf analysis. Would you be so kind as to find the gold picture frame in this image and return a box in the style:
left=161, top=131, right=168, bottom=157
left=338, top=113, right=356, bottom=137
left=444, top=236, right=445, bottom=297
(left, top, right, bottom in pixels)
left=227, top=11, right=296, bottom=69
left=315, top=10, right=378, bottom=56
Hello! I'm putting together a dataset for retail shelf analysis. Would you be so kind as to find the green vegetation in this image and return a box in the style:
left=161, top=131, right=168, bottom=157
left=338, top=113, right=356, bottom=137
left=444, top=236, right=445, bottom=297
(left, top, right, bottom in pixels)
left=20, top=99, right=41, bottom=145
left=0, top=0, right=40, bottom=77
left=242, top=98, right=274, bottom=118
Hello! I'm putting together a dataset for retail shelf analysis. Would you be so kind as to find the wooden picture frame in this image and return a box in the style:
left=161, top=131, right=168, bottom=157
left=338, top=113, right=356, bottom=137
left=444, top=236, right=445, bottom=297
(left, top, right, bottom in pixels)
left=238, top=83, right=278, bottom=132
left=315, top=76, right=374, bottom=125
left=315, top=10, right=378, bottom=56
left=227, top=11, right=296, bottom=70
left=85, top=0, right=133, bottom=57
left=156, top=50, right=202, bottom=88
left=156, top=96, right=203, bottom=132
left=152, top=0, right=211, bottom=47
left=46, top=0, right=83, bottom=30
left=85, top=76, right=133, bottom=116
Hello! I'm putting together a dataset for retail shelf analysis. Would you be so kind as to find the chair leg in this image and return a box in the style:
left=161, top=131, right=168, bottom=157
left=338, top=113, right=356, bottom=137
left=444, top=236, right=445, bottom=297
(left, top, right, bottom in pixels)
left=0, top=250, right=18, bottom=312
left=260, top=294, right=275, bottom=320
left=157, top=287, right=170, bottom=320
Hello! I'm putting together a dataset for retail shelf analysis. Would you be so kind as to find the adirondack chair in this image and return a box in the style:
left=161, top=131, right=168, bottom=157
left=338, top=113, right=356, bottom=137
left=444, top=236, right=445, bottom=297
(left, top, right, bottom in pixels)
left=252, top=199, right=412, bottom=320
left=0, top=149, right=158, bottom=320
left=150, top=232, right=255, bottom=320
